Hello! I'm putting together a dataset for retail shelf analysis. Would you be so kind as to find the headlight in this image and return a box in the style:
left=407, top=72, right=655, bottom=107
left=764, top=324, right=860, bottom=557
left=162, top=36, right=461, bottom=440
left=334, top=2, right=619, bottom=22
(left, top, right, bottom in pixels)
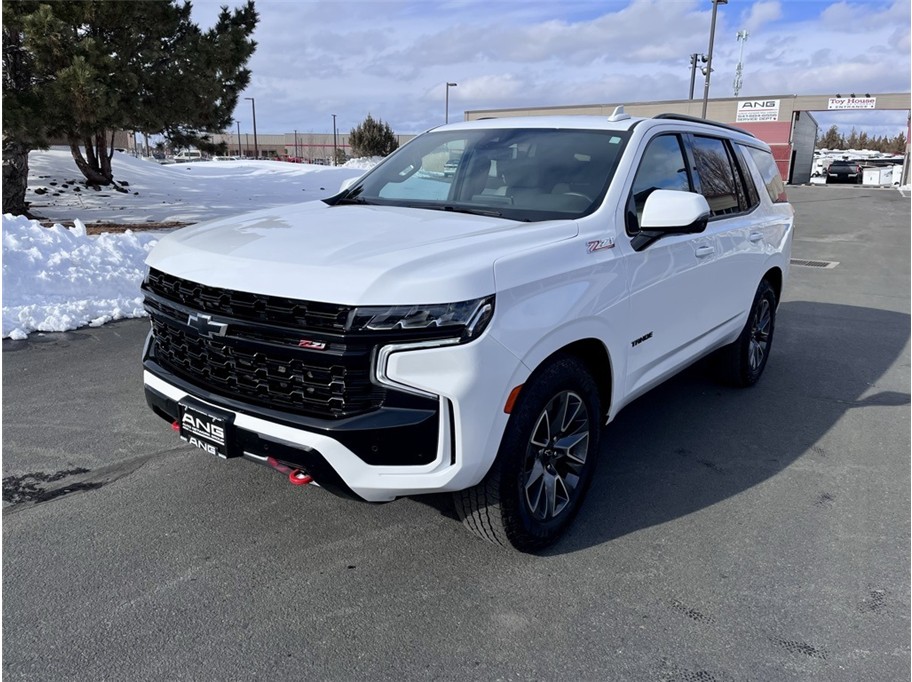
left=346, top=296, right=494, bottom=341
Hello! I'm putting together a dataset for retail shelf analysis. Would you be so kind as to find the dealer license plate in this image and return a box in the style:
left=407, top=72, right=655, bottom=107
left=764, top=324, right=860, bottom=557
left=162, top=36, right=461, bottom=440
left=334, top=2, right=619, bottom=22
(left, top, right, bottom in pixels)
left=178, top=399, right=237, bottom=459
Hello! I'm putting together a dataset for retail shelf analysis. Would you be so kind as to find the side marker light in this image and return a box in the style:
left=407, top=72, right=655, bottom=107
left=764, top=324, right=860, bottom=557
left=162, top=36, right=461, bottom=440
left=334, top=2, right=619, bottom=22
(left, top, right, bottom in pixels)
left=504, top=385, right=524, bottom=414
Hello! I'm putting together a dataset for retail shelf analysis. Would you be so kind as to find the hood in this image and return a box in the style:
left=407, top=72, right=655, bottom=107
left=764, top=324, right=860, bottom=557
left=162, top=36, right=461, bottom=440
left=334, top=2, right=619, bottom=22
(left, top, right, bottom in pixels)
left=146, top=201, right=578, bottom=304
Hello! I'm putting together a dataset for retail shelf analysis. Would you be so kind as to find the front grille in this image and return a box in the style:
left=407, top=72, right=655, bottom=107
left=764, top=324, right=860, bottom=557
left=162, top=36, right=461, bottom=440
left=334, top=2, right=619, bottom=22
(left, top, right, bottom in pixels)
left=145, top=268, right=352, bottom=330
left=143, top=270, right=385, bottom=419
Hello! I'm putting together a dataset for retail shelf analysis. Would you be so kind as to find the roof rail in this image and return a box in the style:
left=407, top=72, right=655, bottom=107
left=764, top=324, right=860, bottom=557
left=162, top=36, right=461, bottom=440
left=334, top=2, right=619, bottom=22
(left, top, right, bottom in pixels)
left=653, top=113, right=756, bottom=138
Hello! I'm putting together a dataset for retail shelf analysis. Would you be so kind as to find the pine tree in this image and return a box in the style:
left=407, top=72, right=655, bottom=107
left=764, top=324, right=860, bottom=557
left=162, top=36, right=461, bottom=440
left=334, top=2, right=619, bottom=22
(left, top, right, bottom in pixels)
left=2, top=0, right=258, bottom=208
left=349, top=114, right=399, bottom=157
left=2, top=1, right=47, bottom=215
left=845, top=127, right=860, bottom=150
left=818, top=124, right=842, bottom=150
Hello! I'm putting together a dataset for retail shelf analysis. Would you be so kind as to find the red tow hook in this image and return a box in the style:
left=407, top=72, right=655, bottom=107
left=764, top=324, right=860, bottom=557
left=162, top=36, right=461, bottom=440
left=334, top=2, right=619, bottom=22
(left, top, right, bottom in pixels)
left=288, top=470, right=314, bottom=486
left=171, top=421, right=180, bottom=432
left=266, top=457, right=314, bottom=486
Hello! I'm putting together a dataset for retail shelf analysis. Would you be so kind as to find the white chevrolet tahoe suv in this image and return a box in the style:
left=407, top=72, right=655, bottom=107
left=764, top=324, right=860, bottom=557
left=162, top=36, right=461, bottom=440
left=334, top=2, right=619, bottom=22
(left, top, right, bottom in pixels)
left=142, top=111, right=793, bottom=551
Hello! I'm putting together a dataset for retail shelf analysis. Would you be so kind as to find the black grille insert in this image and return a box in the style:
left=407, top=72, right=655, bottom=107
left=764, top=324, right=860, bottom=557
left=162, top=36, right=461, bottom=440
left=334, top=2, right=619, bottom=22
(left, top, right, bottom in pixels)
left=145, top=268, right=352, bottom=330
left=143, top=270, right=387, bottom=419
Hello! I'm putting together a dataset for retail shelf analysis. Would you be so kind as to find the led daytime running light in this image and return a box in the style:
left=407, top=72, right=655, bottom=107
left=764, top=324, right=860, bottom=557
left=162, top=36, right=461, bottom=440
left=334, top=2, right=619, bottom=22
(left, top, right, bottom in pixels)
left=346, top=296, right=494, bottom=339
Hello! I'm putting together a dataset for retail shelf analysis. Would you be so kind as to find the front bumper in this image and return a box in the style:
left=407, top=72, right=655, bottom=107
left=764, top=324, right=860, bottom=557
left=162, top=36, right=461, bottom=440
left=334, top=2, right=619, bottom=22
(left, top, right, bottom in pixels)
left=143, top=330, right=525, bottom=502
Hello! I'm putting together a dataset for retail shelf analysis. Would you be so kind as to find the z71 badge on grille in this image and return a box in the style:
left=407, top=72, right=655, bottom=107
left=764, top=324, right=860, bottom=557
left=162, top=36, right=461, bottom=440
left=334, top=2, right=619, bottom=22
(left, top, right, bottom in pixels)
left=186, top=313, right=228, bottom=338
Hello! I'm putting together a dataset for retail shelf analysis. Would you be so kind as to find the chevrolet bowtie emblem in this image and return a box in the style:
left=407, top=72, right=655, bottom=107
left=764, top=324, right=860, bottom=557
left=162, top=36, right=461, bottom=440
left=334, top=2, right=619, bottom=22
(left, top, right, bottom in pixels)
left=187, top=313, right=228, bottom=338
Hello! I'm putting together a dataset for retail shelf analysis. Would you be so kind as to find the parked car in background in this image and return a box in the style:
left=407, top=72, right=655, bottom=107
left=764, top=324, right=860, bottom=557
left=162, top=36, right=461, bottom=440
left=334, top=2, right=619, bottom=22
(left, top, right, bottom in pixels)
left=174, top=150, right=203, bottom=163
left=826, top=160, right=861, bottom=184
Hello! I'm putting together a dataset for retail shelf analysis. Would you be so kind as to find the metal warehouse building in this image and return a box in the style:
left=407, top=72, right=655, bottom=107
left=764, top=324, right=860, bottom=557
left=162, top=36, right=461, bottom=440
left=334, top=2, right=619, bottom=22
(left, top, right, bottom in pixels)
left=466, top=92, right=910, bottom=185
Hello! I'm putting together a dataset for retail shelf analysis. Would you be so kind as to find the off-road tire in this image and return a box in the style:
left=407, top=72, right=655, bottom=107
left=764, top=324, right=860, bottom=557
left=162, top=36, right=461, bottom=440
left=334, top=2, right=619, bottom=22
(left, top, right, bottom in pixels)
left=454, top=355, right=602, bottom=552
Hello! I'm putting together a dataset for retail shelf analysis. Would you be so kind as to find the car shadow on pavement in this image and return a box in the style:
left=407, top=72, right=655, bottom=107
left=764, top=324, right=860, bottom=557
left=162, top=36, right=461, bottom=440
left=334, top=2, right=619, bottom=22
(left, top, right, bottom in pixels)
left=540, top=300, right=910, bottom=555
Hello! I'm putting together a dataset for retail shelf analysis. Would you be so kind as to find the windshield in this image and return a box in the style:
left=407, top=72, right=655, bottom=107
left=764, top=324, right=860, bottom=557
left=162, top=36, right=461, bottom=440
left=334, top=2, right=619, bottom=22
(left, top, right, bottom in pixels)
left=329, top=127, right=630, bottom=222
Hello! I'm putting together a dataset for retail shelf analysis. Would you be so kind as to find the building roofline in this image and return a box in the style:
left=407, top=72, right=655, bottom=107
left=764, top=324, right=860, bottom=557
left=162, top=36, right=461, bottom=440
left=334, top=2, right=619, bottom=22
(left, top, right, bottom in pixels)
left=465, top=92, right=911, bottom=117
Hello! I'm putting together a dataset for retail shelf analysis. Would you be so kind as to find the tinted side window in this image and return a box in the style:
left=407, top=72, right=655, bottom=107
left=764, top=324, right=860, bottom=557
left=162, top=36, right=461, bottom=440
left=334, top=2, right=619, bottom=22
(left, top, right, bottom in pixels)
left=627, top=134, right=690, bottom=233
left=744, top=145, right=787, bottom=203
left=691, top=136, right=741, bottom=217
left=733, top=144, right=761, bottom=209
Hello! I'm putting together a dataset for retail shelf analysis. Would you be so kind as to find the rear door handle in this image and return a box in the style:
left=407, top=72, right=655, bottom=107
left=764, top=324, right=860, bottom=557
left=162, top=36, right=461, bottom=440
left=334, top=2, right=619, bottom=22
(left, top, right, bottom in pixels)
left=749, top=232, right=763, bottom=243
left=695, top=245, right=714, bottom=258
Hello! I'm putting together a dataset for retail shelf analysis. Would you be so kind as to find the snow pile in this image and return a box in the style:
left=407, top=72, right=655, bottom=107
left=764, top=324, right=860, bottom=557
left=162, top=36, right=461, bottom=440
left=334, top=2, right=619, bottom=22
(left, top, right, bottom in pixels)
left=3, top=153, right=385, bottom=340
left=342, top=157, right=382, bottom=171
left=2, top=215, right=158, bottom=339
left=27, top=150, right=370, bottom=224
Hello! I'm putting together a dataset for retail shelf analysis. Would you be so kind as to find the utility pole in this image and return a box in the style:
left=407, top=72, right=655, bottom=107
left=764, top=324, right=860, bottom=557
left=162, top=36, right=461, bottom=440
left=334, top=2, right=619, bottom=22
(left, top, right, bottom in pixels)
left=245, top=97, right=258, bottom=159
left=701, top=0, right=728, bottom=119
left=689, top=53, right=706, bottom=100
left=733, top=29, right=749, bottom=96
left=445, top=82, right=457, bottom=124
left=236, top=120, right=242, bottom=157
left=332, top=114, right=338, bottom=166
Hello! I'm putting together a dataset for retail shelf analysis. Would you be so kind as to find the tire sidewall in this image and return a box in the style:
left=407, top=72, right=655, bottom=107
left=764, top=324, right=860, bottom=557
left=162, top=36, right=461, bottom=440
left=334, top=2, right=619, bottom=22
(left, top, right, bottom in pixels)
left=740, top=281, right=777, bottom=385
left=496, top=356, right=602, bottom=548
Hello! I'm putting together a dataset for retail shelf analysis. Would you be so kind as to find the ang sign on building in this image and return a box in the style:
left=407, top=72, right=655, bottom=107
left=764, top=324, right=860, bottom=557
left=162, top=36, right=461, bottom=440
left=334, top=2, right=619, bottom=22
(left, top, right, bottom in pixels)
left=736, top=99, right=780, bottom=123
left=827, top=97, right=877, bottom=110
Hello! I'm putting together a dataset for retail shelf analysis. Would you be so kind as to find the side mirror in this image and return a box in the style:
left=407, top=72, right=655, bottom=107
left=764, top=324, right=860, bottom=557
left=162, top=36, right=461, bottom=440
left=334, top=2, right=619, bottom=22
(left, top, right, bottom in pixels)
left=633, top=190, right=711, bottom=251
left=339, top=176, right=360, bottom=192
left=640, top=190, right=711, bottom=231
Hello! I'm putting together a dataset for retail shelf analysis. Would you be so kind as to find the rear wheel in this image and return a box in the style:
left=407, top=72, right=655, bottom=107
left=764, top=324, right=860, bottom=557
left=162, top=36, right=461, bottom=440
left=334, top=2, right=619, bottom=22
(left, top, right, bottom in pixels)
left=714, top=279, right=777, bottom=387
left=454, top=355, right=601, bottom=552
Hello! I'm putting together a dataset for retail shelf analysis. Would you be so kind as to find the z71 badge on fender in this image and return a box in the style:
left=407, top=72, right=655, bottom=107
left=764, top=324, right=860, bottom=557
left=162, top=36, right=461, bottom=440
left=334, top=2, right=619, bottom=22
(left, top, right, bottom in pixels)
left=587, top=238, right=615, bottom=253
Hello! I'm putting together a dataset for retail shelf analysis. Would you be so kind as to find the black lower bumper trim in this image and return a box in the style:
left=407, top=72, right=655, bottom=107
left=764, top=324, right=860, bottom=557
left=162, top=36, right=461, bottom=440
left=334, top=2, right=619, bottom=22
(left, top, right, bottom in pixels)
left=143, top=350, right=440, bottom=466
left=145, top=385, right=362, bottom=501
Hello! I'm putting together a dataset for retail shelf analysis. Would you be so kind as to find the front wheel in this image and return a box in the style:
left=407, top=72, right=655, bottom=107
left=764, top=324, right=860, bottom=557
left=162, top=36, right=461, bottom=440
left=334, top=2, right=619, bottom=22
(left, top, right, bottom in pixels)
left=714, top=279, right=777, bottom=387
left=454, top=355, right=602, bottom=552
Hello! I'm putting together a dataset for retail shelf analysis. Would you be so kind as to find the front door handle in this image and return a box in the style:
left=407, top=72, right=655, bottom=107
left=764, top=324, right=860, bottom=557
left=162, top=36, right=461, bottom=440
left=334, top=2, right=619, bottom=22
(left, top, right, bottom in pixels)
left=749, top=232, right=763, bottom=243
left=695, top=245, right=714, bottom=258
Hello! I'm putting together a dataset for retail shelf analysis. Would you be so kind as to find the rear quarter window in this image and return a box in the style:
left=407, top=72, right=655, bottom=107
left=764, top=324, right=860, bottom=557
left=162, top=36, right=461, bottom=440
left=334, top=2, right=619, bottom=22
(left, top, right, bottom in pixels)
left=743, top=145, right=787, bottom=203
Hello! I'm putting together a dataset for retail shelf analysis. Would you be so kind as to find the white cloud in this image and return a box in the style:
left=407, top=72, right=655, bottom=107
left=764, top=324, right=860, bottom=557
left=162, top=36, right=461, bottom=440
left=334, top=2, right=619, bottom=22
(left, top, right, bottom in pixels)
left=187, top=0, right=909, bottom=136
left=743, top=1, right=782, bottom=31
left=820, top=0, right=910, bottom=33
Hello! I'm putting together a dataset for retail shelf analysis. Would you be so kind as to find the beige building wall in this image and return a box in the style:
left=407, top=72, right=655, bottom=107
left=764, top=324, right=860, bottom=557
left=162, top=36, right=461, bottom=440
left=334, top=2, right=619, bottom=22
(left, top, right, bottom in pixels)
left=209, top=132, right=417, bottom=162
left=465, top=93, right=911, bottom=123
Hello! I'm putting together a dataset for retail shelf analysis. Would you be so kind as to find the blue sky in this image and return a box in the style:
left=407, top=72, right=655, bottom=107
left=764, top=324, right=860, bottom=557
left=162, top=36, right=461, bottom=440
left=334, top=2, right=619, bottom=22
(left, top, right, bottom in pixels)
left=192, top=0, right=911, bottom=139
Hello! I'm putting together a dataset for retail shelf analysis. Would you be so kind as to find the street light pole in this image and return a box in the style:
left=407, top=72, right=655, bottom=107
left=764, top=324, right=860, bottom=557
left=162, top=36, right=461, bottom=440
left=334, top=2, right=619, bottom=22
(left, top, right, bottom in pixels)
left=701, top=0, right=727, bottom=119
left=445, top=82, right=457, bottom=124
left=236, top=120, right=241, bottom=157
left=245, top=97, right=258, bottom=159
left=332, top=114, right=338, bottom=166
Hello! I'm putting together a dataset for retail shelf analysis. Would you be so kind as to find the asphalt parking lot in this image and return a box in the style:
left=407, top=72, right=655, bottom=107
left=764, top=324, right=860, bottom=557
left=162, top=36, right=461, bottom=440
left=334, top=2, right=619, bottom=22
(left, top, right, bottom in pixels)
left=3, top=185, right=909, bottom=681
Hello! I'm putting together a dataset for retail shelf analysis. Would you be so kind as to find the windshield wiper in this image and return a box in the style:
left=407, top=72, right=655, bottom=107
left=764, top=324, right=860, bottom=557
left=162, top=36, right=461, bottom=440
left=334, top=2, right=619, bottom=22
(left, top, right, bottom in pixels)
left=334, top=196, right=375, bottom=206
left=438, top=205, right=503, bottom=218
